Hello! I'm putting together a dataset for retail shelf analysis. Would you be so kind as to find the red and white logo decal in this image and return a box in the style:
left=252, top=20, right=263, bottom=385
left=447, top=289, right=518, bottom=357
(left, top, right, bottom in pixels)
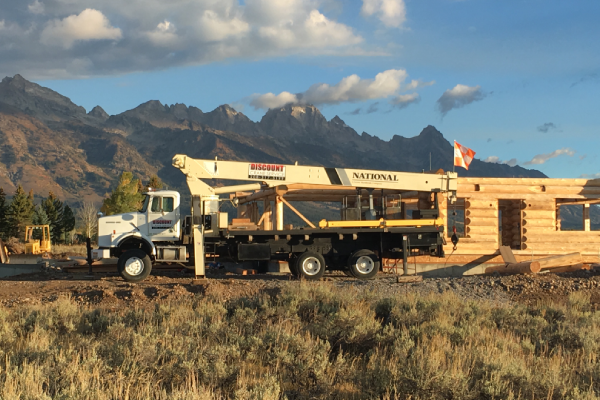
left=248, top=163, right=286, bottom=181
left=151, top=219, right=172, bottom=229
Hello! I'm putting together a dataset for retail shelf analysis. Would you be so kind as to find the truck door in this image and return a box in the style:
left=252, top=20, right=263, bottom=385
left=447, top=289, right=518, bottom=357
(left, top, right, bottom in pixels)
left=147, top=196, right=179, bottom=240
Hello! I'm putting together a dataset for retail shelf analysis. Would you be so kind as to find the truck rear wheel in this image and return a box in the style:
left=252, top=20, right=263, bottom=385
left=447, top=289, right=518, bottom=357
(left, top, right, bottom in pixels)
left=295, top=251, right=326, bottom=280
left=118, top=249, right=152, bottom=282
left=348, top=250, right=380, bottom=280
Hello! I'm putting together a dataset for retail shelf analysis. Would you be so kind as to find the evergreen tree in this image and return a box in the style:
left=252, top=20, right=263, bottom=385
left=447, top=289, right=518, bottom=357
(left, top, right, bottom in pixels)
left=42, top=192, right=64, bottom=243
left=61, top=205, right=76, bottom=243
left=32, top=205, right=50, bottom=241
left=0, top=187, right=8, bottom=240
left=146, top=174, right=164, bottom=191
left=32, top=205, right=50, bottom=225
left=9, top=185, right=34, bottom=239
left=101, top=172, right=145, bottom=216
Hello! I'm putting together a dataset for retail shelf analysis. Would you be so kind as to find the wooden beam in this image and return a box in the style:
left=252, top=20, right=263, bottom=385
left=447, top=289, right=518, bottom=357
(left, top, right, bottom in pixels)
left=276, top=196, right=284, bottom=231
left=545, top=264, right=585, bottom=273
left=466, top=209, right=499, bottom=218
left=485, top=261, right=541, bottom=275
left=238, top=188, right=276, bottom=204
left=465, top=200, right=497, bottom=209
left=523, top=234, right=600, bottom=243
left=522, top=243, right=600, bottom=252
left=536, top=253, right=583, bottom=270
left=460, top=193, right=600, bottom=200
left=279, top=196, right=316, bottom=229
left=584, top=203, right=591, bottom=232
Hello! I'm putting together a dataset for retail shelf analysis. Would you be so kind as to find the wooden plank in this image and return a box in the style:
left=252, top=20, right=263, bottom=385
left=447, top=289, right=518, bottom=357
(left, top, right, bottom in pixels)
left=499, top=246, right=517, bottom=264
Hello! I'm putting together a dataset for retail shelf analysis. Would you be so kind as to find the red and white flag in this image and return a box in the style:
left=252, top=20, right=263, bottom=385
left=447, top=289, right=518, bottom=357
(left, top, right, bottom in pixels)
left=454, top=141, right=476, bottom=170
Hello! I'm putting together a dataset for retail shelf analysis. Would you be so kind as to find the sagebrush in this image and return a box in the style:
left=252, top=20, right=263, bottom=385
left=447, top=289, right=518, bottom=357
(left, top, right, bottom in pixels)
left=1, top=284, right=599, bottom=399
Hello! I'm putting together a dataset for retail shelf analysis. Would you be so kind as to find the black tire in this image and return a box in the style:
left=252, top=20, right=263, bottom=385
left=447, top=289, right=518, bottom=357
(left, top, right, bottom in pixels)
left=288, top=257, right=299, bottom=277
left=347, top=250, right=380, bottom=280
left=117, top=249, right=152, bottom=282
left=295, top=251, right=326, bottom=281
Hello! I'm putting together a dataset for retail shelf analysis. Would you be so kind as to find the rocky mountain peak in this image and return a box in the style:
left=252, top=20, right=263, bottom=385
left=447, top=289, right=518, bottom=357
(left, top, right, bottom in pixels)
left=0, top=74, right=87, bottom=121
left=88, top=105, right=109, bottom=121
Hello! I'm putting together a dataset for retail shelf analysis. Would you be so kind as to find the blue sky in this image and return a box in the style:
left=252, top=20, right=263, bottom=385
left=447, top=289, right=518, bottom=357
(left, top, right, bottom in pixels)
left=1, top=0, right=598, bottom=178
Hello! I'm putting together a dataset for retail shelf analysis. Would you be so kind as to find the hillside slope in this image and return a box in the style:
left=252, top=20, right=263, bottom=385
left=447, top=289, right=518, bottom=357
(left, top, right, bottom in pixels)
left=0, top=74, right=546, bottom=203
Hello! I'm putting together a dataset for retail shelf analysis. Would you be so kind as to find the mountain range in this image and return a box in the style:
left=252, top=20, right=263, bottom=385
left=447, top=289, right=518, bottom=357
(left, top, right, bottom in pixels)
left=0, top=74, right=546, bottom=204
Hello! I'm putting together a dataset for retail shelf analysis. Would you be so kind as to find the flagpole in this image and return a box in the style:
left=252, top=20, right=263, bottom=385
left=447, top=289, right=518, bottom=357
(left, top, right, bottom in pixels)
left=453, top=140, right=455, bottom=173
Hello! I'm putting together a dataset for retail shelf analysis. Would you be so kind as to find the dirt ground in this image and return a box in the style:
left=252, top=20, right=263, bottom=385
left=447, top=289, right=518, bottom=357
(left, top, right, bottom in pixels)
left=2, top=263, right=600, bottom=309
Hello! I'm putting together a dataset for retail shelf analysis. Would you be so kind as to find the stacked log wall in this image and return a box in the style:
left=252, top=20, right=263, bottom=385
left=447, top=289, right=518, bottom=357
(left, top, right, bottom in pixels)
left=454, top=178, right=600, bottom=256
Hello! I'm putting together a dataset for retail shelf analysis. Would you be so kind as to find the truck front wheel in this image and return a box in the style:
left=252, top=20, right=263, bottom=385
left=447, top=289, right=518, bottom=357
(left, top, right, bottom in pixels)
left=118, top=249, right=152, bottom=282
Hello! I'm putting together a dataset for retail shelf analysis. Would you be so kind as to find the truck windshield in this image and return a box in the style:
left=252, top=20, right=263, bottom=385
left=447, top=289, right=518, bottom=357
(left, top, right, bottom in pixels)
left=139, top=195, right=150, bottom=212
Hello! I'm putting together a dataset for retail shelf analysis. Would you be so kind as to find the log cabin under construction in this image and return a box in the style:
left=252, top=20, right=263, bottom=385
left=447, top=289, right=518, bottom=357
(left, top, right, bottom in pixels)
left=230, top=175, right=600, bottom=276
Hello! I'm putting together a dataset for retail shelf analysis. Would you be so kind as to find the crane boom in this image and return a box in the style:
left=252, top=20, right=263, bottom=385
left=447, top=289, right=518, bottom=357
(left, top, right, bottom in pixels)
left=172, top=154, right=457, bottom=196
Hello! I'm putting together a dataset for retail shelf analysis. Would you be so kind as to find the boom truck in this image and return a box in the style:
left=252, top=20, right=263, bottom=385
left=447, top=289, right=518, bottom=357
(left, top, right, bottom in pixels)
left=93, top=155, right=458, bottom=282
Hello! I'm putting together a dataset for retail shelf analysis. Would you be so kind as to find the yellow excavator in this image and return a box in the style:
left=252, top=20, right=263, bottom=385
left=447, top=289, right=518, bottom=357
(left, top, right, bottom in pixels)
left=24, top=225, right=51, bottom=255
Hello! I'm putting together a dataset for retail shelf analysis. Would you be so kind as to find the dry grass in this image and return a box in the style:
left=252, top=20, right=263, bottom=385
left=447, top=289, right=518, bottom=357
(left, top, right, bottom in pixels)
left=1, top=285, right=599, bottom=399
left=52, top=244, right=88, bottom=256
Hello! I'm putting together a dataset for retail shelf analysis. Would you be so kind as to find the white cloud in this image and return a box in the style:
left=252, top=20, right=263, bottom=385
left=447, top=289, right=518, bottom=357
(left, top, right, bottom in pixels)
left=0, top=0, right=368, bottom=78
left=391, top=92, right=419, bottom=109
left=523, top=148, right=576, bottom=165
left=361, top=0, right=406, bottom=28
left=249, top=91, right=298, bottom=109
left=258, top=9, right=361, bottom=49
left=248, top=69, right=429, bottom=109
left=146, top=20, right=178, bottom=47
left=196, top=10, right=249, bottom=42
left=483, top=156, right=518, bottom=167
left=580, top=173, right=600, bottom=179
left=483, top=156, right=500, bottom=163
left=40, top=9, right=122, bottom=49
left=28, top=0, right=44, bottom=15
left=436, top=84, right=486, bottom=116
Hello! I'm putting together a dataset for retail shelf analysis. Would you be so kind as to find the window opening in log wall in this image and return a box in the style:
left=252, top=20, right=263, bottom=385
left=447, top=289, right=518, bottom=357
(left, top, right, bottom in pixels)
left=499, top=199, right=523, bottom=250
left=558, top=201, right=600, bottom=231
left=447, top=197, right=466, bottom=237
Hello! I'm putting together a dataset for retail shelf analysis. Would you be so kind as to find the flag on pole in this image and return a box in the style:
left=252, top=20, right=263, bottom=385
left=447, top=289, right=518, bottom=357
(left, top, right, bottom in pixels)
left=454, top=141, right=476, bottom=170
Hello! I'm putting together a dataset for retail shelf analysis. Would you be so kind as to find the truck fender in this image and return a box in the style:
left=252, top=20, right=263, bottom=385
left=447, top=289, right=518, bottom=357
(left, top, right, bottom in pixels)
left=116, top=233, right=156, bottom=257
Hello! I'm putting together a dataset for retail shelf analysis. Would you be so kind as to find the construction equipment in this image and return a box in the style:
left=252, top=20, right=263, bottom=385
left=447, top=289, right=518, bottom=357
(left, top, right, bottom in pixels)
left=93, top=156, right=458, bottom=282
left=0, top=239, right=9, bottom=264
left=24, top=225, right=51, bottom=255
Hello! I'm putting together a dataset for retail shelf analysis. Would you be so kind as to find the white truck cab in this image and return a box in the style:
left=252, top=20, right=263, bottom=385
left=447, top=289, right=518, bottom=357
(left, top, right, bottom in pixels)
left=95, top=190, right=186, bottom=281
